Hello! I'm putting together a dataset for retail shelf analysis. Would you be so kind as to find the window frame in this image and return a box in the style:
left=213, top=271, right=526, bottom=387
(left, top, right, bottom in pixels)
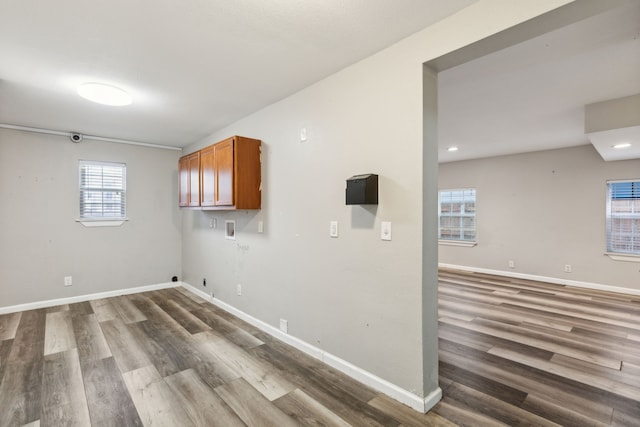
left=438, top=187, right=477, bottom=246
left=77, top=160, right=128, bottom=227
left=606, top=179, right=640, bottom=258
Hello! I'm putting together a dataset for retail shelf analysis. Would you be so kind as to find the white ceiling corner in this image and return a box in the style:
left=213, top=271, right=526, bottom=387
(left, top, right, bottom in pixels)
left=438, top=0, right=640, bottom=163
left=1, top=0, right=639, bottom=163
left=0, top=0, right=477, bottom=147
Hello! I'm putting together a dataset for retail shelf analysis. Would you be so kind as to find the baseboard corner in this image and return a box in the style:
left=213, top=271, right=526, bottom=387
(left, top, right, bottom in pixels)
left=0, top=281, right=180, bottom=315
left=181, top=281, right=432, bottom=413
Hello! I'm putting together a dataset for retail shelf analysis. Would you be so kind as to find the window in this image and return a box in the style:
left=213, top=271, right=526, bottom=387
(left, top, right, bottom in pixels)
left=79, top=161, right=126, bottom=220
left=439, top=188, right=476, bottom=243
left=606, top=180, right=640, bottom=255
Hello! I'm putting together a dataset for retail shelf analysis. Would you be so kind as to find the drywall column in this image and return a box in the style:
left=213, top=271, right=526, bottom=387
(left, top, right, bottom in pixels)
left=421, top=64, right=441, bottom=409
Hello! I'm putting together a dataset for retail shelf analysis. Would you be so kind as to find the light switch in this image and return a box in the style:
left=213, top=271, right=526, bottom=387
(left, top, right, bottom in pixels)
left=381, top=221, right=392, bottom=241
left=329, top=221, right=338, bottom=238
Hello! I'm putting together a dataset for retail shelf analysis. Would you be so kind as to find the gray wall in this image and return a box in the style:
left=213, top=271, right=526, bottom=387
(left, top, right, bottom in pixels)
left=0, top=128, right=182, bottom=307
left=0, top=0, right=571, bottom=401
left=180, top=0, right=571, bottom=398
left=439, top=144, right=640, bottom=291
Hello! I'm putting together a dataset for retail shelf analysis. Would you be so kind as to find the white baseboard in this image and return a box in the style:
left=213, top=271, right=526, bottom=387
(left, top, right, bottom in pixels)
left=181, top=281, right=440, bottom=413
left=439, top=263, right=640, bottom=296
left=0, top=281, right=181, bottom=315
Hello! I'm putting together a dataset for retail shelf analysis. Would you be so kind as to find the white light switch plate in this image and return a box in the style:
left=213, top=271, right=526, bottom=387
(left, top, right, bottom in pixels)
left=381, top=221, right=392, bottom=241
left=330, top=221, right=338, bottom=238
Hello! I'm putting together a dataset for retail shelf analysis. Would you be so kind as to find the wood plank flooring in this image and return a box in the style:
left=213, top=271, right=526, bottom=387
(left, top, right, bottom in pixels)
left=436, top=268, right=640, bottom=426
left=0, top=270, right=638, bottom=426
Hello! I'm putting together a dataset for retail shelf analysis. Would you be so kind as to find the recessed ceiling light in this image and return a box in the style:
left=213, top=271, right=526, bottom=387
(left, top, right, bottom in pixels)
left=612, top=143, right=632, bottom=149
left=447, top=146, right=459, bottom=152
left=78, top=82, right=132, bottom=106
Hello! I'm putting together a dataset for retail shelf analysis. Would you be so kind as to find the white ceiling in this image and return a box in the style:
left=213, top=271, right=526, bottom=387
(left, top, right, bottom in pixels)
left=438, top=0, right=640, bottom=163
left=2, top=1, right=638, bottom=162
left=0, top=0, right=476, bottom=147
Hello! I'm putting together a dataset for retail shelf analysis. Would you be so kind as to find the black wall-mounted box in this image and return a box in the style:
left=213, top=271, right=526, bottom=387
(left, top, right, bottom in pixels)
left=346, top=174, right=378, bottom=205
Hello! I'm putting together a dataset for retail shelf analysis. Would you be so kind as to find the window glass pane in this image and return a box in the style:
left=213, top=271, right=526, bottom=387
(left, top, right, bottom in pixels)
left=607, top=180, right=640, bottom=254
left=79, top=161, right=126, bottom=219
left=439, top=188, right=476, bottom=242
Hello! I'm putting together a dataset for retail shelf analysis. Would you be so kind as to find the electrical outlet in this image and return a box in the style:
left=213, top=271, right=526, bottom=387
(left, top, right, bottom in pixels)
left=226, top=220, right=236, bottom=240
left=64, top=276, right=72, bottom=287
left=258, top=220, right=264, bottom=233
left=564, top=264, right=572, bottom=273
left=508, top=260, right=515, bottom=269
left=237, top=284, right=242, bottom=296
left=280, top=319, right=288, bottom=333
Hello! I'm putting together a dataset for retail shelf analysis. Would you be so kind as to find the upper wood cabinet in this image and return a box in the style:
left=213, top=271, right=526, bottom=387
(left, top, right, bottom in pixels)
left=212, top=137, right=235, bottom=206
left=178, top=156, right=189, bottom=207
left=199, top=145, right=215, bottom=206
left=180, top=136, right=261, bottom=210
left=178, top=151, right=201, bottom=207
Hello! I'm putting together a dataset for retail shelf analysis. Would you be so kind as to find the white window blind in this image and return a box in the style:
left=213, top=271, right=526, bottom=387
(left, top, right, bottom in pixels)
left=607, top=180, right=640, bottom=255
left=79, top=161, right=126, bottom=219
left=439, top=188, right=476, bottom=241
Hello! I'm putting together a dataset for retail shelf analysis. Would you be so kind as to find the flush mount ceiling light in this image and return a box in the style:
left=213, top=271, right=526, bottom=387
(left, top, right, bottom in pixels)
left=447, top=146, right=459, bottom=152
left=612, top=142, right=632, bottom=149
left=77, top=82, right=132, bottom=106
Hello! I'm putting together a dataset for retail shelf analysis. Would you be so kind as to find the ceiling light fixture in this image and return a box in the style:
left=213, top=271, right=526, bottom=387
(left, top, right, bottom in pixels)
left=612, top=142, right=632, bottom=149
left=447, top=146, right=459, bottom=152
left=77, top=82, right=132, bottom=106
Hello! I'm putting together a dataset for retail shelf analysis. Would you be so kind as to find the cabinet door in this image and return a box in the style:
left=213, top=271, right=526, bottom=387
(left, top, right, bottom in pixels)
left=200, top=146, right=215, bottom=206
left=188, top=152, right=201, bottom=207
left=178, top=156, right=189, bottom=207
left=214, top=138, right=234, bottom=206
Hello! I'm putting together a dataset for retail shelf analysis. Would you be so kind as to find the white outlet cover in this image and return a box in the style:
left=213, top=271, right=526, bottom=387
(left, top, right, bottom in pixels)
left=300, top=127, right=307, bottom=142
left=237, top=284, right=242, bottom=296
left=258, top=220, right=264, bottom=233
left=225, top=220, right=236, bottom=240
left=279, top=319, right=288, bottom=333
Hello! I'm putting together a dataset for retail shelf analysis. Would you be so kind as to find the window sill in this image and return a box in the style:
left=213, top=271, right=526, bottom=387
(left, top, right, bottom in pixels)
left=76, top=219, right=128, bottom=227
left=438, top=240, right=477, bottom=247
left=605, top=252, right=640, bottom=263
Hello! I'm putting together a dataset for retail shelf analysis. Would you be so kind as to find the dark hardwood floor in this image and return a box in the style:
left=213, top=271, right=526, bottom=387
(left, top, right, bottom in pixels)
left=0, top=270, right=639, bottom=426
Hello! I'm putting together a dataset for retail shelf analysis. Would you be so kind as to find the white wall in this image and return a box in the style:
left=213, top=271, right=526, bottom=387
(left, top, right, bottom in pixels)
left=0, top=128, right=182, bottom=307
left=181, top=0, right=573, bottom=402
left=439, top=144, right=640, bottom=291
